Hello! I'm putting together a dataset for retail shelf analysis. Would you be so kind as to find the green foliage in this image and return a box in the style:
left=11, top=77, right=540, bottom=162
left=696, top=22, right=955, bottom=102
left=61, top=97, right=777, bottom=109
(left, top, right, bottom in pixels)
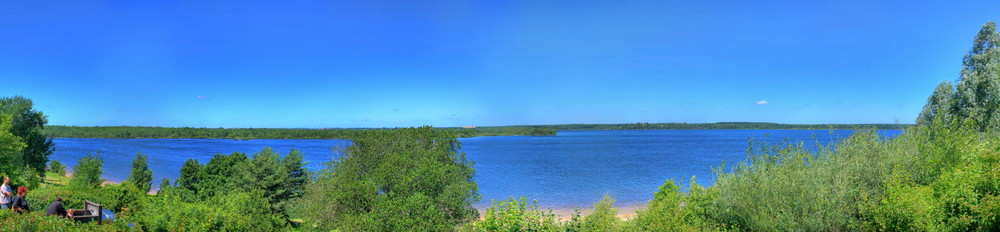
left=0, top=210, right=135, bottom=231
left=954, top=21, right=1000, bottom=132
left=0, top=96, right=55, bottom=180
left=157, top=177, right=170, bottom=194
left=296, top=126, right=479, bottom=231
left=583, top=194, right=619, bottom=232
left=198, top=152, right=247, bottom=199
left=130, top=190, right=287, bottom=232
left=68, top=152, right=103, bottom=189
left=166, top=148, right=307, bottom=219
left=464, top=196, right=562, bottom=232
left=21, top=173, right=288, bottom=231
left=27, top=183, right=137, bottom=213
left=175, top=158, right=202, bottom=200
left=919, top=21, right=1000, bottom=132
left=0, top=114, right=26, bottom=177
left=124, top=152, right=152, bottom=193
left=633, top=178, right=721, bottom=232
left=18, top=163, right=42, bottom=190
left=918, top=81, right=956, bottom=125
left=49, top=159, right=66, bottom=176
left=231, top=148, right=307, bottom=217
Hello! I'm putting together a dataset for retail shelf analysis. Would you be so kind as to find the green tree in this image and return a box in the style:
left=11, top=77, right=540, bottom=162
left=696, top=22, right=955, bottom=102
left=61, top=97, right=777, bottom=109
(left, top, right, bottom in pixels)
left=158, top=177, right=172, bottom=194
left=48, top=159, right=66, bottom=176
left=199, top=152, right=248, bottom=199
left=918, top=81, right=956, bottom=125
left=69, top=152, right=104, bottom=189
left=0, top=114, right=26, bottom=177
left=953, top=21, right=1000, bottom=132
left=231, top=148, right=305, bottom=217
left=281, top=150, right=308, bottom=205
left=125, top=152, right=153, bottom=193
left=176, top=158, right=202, bottom=199
left=0, top=96, right=54, bottom=179
left=297, top=126, right=479, bottom=231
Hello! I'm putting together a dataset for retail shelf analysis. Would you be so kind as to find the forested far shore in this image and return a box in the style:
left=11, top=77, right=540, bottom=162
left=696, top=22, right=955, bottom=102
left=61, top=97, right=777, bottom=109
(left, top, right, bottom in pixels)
left=43, top=122, right=909, bottom=140
left=42, top=125, right=557, bottom=139
left=505, top=122, right=911, bottom=130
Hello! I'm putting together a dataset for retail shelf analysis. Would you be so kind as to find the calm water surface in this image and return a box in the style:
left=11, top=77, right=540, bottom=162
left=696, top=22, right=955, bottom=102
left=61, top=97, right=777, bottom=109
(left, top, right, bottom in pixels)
left=50, top=129, right=900, bottom=209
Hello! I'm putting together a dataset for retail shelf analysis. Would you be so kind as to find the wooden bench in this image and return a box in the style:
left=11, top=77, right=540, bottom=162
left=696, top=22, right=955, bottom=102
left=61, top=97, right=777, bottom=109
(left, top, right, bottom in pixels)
left=68, top=200, right=103, bottom=225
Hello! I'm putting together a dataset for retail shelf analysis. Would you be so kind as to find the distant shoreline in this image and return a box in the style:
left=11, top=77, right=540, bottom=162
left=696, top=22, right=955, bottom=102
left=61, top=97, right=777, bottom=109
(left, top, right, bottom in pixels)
left=43, top=122, right=910, bottom=140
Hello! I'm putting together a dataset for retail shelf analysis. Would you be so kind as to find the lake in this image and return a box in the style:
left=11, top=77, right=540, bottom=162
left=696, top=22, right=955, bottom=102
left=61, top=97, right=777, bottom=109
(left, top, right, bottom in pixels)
left=50, top=129, right=900, bottom=210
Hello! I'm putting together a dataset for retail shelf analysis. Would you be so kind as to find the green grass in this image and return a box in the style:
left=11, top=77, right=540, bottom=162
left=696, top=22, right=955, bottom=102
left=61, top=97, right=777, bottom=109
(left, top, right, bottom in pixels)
left=42, top=172, right=71, bottom=187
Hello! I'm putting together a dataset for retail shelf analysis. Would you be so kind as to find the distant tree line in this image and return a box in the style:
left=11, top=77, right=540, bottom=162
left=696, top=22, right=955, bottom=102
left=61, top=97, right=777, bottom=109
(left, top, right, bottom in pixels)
left=43, top=122, right=910, bottom=141
left=509, top=122, right=910, bottom=130
left=43, top=125, right=557, bottom=139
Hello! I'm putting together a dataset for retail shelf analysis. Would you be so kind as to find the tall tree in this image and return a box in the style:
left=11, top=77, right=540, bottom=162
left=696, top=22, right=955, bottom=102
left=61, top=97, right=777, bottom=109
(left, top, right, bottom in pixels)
left=231, top=148, right=307, bottom=218
left=918, top=81, right=957, bottom=125
left=125, top=152, right=153, bottom=193
left=953, top=21, right=1000, bottom=131
left=177, top=158, right=202, bottom=196
left=0, top=96, right=54, bottom=178
left=281, top=150, right=308, bottom=208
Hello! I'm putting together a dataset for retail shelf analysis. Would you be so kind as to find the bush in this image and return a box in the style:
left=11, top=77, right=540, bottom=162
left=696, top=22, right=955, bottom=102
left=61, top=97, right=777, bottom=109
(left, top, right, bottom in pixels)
left=464, top=196, right=561, bottom=232
left=49, top=159, right=66, bottom=176
left=69, top=152, right=103, bottom=189
left=129, top=190, right=286, bottom=231
left=0, top=210, right=134, bottom=231
left=633, top=178, right=722, bottom=232
left=295, top=126, right=479, bottom=231
left=582, top=193, right=619, bottom=232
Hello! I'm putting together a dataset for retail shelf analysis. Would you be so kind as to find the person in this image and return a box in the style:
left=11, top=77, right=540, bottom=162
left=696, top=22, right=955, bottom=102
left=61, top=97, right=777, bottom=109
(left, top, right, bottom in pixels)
left=10, top=186, right=28, bottom=214
left=46, top=197, right=68, bottom=218
left=0, top=176, right=11, bottom=209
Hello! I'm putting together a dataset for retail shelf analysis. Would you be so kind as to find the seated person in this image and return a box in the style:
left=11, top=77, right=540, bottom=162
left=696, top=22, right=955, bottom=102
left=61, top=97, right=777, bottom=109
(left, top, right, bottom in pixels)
left=10, top=186, right=28, bottom=214
left=46, top=197, right=68, bottom=217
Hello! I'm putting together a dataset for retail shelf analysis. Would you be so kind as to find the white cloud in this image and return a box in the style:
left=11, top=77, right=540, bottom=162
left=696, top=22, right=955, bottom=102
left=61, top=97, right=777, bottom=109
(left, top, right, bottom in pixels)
left=755, top=100, right=769, bottom=105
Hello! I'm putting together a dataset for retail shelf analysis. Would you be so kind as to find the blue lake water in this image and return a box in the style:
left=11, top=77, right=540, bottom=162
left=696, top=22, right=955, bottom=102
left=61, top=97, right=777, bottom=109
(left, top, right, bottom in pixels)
left=50, top=129, right=900, bottom=209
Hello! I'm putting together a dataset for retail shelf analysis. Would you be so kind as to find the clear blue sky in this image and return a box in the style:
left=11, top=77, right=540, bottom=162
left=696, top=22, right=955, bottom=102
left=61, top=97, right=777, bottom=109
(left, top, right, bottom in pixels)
left=1, top=1, right=997, bottom=128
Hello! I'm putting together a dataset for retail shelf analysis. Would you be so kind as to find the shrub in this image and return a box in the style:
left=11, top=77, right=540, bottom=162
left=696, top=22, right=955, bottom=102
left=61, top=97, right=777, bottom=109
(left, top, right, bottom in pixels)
left=464, top=196, right=561, bottom=232
left=69, top=152, right=103, bottom=189
left=582, top=194, right=619, bottom=232
left=0, top=210, right=134, bottom=231
left=295, top=126, right=479, bottom=231
left=49, top=159, right=66, bottom=176
left=129, top=190, right=286, bottom=231
left=633, top=178, right=721, bottom=232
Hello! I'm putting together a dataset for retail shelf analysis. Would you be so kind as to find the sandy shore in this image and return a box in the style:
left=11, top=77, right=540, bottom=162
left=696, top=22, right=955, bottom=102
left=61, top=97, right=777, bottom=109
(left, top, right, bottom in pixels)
left=60, top=170, right=126, bottom=188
